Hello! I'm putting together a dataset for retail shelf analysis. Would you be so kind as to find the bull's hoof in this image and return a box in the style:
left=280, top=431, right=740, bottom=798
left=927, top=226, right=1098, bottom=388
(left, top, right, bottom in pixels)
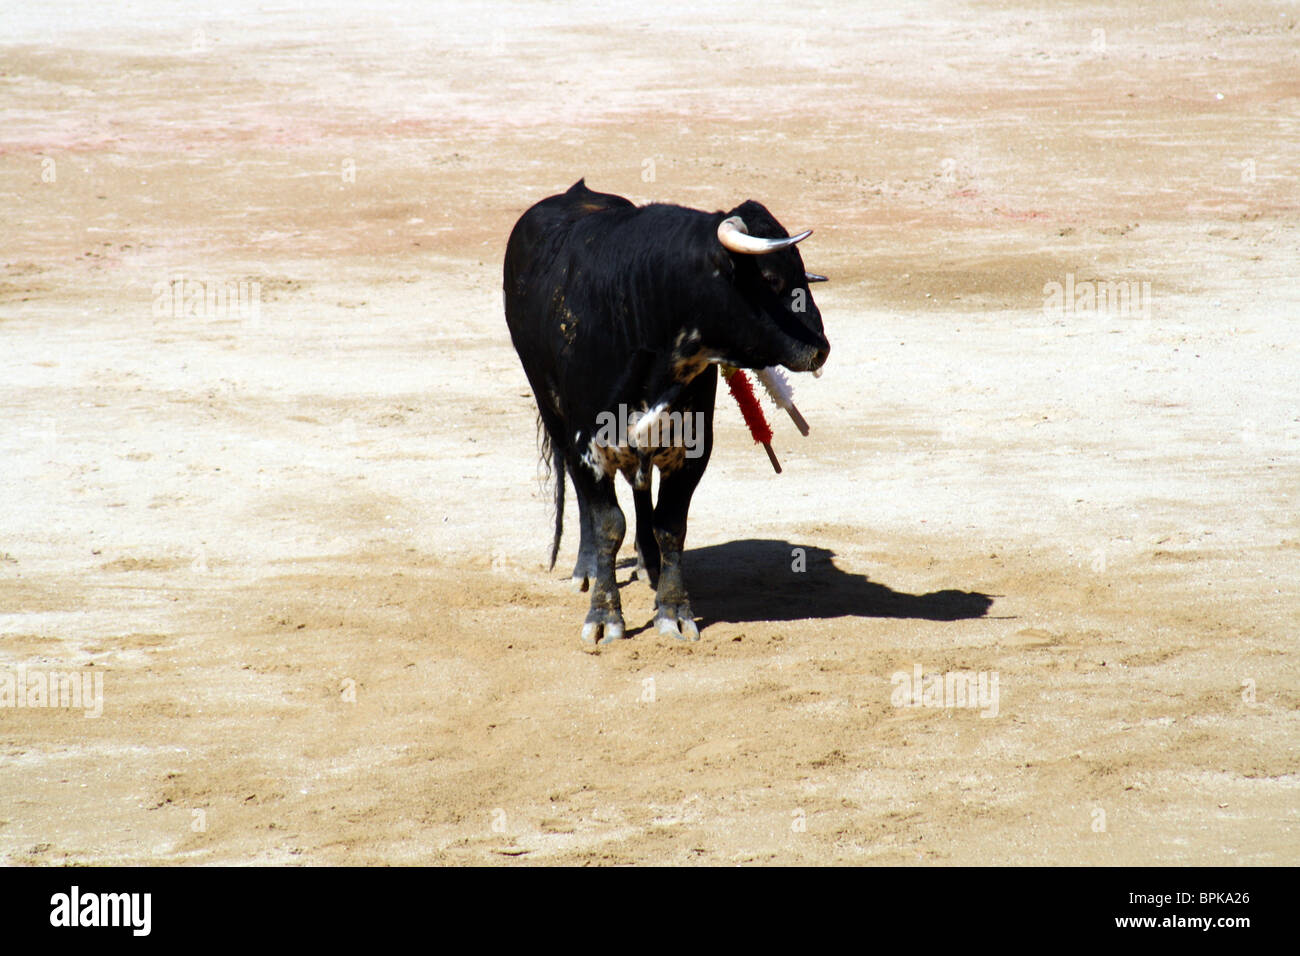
left=581, top=609, right=626, bottom=646
left=654, top=604, right=700, bottom=642
left=571, top=574, right=590, bottom=593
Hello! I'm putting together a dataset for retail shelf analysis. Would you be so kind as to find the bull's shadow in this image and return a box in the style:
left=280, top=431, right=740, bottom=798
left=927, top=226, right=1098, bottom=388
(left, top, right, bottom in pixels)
left=634, top=538, right=992, bottom=630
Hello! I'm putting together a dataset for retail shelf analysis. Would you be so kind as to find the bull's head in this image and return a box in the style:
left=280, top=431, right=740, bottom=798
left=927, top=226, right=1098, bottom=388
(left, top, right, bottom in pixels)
left=702, top=200, right=830, bottom=374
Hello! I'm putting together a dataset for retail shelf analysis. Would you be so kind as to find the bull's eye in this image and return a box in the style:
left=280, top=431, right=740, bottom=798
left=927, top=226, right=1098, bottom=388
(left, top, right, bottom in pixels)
left=763, top=271, right=785, bottom=296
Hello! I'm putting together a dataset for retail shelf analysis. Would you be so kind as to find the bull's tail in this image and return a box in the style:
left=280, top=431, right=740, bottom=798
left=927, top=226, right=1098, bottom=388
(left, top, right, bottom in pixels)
left=538, top=418, right=565, bottom=570
left=549, top=443, right=565, bottom=570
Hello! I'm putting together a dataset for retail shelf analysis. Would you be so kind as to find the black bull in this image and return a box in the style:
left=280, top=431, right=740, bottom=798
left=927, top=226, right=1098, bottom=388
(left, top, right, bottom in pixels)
left=504, top=180, right=829, bottom=645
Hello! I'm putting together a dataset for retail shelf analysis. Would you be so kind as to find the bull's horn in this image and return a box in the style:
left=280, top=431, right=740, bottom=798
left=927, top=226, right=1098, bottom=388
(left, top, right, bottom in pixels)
left=717, top=216, right=812, bottom=255
left=805, top=272, right=828, bottom=283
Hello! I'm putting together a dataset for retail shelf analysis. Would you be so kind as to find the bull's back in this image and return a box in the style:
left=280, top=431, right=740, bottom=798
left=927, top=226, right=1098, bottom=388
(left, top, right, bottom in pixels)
left=504, top=179, right=632, bottom=330
left=503, top=181, right=639, bottom=442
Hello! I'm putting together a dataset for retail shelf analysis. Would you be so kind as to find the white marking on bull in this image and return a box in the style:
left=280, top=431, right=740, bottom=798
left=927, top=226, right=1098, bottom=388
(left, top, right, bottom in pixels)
left=584, top=401, right=704, bottom=480
left=633, top=402, right=669, bottom=448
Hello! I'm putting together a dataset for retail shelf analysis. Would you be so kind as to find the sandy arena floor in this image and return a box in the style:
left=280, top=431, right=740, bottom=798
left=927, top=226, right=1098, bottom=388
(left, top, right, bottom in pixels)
left=1, top=0, right=1297, bottom=864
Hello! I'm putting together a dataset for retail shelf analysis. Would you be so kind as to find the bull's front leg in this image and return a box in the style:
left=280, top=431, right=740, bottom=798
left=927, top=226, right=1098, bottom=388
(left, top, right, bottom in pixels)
left=568, top=464, right=626, bottom=645
left=650, top=370, right=714, bottom=642
left=652, top=456, right=708, bottom=643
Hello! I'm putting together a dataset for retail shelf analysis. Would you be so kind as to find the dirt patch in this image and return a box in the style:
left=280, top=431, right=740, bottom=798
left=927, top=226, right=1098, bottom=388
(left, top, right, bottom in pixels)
left=1, top=0, right=1297, bottom=864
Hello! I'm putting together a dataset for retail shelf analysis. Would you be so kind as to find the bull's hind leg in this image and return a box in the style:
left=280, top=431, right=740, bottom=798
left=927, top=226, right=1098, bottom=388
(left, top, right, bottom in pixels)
left=631, top=486, right=660, bottom=589
left=568, top=466, right=598, bottom=592
left=568, top=462, right=626, bottom=645
left=622, top=455, right=659, bottom=590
